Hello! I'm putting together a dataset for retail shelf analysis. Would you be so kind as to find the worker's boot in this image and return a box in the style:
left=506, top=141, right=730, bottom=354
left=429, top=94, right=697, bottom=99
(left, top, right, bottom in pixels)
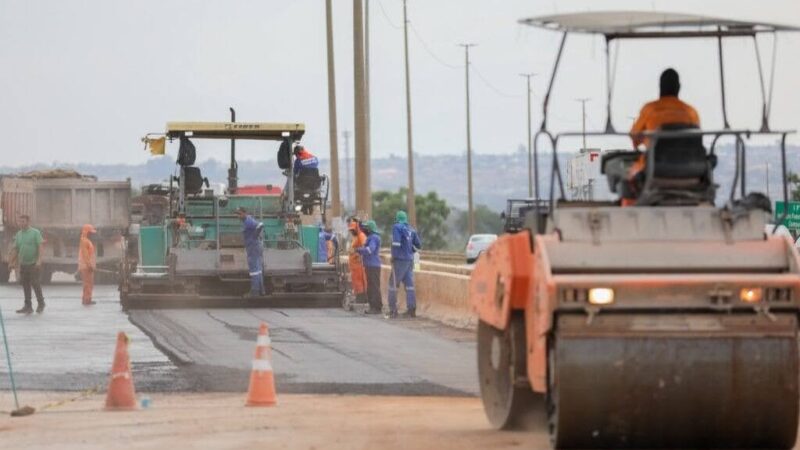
left=385, top=310, right=398, bottom=320
left=402, top=308, right=416, bottom=319
left=35, top=302, right=45, bottom=314
left=16, top=304, right=33, bottom=314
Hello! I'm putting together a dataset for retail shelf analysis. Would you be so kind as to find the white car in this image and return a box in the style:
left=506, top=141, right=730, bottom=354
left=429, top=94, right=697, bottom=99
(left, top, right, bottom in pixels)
left=465, top=234, right=497, bottom=264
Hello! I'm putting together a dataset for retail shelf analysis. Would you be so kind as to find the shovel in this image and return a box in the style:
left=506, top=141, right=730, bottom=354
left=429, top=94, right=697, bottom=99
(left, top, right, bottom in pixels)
left=0, top=307, right=35, bottom=417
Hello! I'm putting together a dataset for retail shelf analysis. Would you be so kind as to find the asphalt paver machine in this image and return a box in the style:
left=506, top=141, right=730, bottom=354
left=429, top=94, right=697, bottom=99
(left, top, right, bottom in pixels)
left=120, top=122, right=346, bottom=309
left=470, top=12, right=800, bottom=448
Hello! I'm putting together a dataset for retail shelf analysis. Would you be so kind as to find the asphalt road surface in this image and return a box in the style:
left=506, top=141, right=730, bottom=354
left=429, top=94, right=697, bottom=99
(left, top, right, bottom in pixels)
left=0, top=279, right=478, bottom=397
left=129, top=307, right=478, bottom=395
left=0, top=279, right=176, bottom=391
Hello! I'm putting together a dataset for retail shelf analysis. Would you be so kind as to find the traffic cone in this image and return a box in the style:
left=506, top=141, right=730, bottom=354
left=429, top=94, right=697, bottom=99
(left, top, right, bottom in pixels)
left=246, top=323, right=277, bottom=407
left=105, top=332, right=137, bottom=410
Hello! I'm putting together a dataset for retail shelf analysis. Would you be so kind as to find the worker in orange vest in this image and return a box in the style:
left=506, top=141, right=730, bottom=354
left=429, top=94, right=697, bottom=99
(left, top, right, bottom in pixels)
left=624, top=68, right=701, bottom=205
left=348, top=218, right=368, bottom=304
left=78, top=224, right=97, bottom=306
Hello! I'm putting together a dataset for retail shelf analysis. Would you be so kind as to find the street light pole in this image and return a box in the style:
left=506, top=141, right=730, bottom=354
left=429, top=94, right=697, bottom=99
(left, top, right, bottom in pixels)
left=228, top=107, right=237, bottom=194
left=353, top=0, right=370, bottom=216
left=460, top=43, right=476, bottom=236
left=402, top=0, right=416, bottom=226
left=576, top=98, right=590, bottom=151
left=325, top=0, right=341, bottom=218
left=343, top=130, right=352, bottom=212
left=520, top=73, right=536, bottom=198
left=364, top=0, right=372, bottom=200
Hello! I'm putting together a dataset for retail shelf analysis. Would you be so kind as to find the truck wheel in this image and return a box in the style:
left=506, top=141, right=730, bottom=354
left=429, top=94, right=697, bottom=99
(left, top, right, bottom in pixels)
left=477, top=315, right=543, bottom=430
left=0, top=263, right=9, bottom=284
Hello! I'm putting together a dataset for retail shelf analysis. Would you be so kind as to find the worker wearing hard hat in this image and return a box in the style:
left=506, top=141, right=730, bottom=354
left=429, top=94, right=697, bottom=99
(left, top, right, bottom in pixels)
left=348, top=218, right=368, bottom=305
left=318, top=226, right=337, bottom=264
left=625, top=68, right=701, bottom=204
left=356, top=220, right=383, bottom=314
left=387, top=211, right=422, bottom=319
left=78, top=224, right=97, bottom=305
left=237, top=207, right=265, bottom=298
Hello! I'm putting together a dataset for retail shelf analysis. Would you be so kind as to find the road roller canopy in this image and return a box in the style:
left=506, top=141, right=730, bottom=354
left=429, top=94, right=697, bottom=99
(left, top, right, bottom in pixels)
left=519, top=11, right=800, bottom=39
left=517, top=10, right=799, bottom=220
left=165, top=122, right=305, bottom=141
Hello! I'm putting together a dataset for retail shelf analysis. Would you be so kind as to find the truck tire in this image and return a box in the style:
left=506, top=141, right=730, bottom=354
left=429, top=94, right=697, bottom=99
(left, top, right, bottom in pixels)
left=0, top=263, right=9, bottom=284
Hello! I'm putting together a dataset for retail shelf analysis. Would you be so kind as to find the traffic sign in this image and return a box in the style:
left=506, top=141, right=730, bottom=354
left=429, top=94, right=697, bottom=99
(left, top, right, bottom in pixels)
left=774, top=201, right=800, bottom=230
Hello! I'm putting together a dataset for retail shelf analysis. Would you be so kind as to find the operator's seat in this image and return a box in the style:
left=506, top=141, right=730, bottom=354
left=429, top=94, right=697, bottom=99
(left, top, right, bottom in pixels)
left=182, top=166, right=207, bottom=195
left=176, top=137, right=209, bottom=195
left=636, top=123, right=715, bottom=206
left=295, top=168, right=323, bottom=192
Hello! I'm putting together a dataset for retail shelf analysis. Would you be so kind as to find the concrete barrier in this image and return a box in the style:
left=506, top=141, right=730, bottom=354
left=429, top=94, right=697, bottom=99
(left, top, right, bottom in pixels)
left=380, top=265, right=476, bottom=329
left=343, top=255, right=476, bottom=329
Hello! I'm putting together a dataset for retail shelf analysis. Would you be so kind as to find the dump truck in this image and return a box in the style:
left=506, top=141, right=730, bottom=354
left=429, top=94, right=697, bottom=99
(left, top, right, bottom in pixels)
left=471, top=12, right=800, bottom=449
left=119, top=121, right=346, bottom=309
left=0, top=171, right=131, bottom=283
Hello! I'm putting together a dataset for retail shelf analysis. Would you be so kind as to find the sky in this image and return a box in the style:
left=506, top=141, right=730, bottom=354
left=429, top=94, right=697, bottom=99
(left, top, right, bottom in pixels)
left=0, top=0, right=798, bottom=167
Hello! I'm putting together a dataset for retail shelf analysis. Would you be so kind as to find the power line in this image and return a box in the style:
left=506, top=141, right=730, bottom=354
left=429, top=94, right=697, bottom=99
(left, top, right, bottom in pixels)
left=374, top=0, right=403, bottom=29
left=409, top=23, right=461, bottom=69
left=470, top=64, right=522, bottom=99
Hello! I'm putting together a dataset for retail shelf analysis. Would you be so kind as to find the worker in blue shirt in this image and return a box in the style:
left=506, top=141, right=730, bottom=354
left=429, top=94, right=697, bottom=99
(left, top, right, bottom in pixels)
left=388, top=211, right=422, bottom=318
left=237, top=207, right=265, bottom=297
left=293, top=145, right=319, bottom=177
left=318, top=226, right=336, bottom=263
left=357, top=220, right=383, bottom=314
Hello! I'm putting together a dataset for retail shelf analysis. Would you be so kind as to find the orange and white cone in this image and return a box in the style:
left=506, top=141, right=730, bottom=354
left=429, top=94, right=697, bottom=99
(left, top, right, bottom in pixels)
left=246, top=323, right=277, bottom=407
left=105, top=332, right=137, bottom=410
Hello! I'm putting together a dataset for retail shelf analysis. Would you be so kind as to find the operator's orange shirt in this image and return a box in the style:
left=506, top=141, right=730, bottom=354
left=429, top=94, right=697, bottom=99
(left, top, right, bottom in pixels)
left=628, top=96, right=700, bottom=176
left=630, top=96, right=700, bottom=148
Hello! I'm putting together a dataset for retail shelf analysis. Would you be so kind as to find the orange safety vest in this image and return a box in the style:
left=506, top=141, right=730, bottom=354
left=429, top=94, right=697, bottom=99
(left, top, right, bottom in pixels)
left=348, top=224, right=368, bottom=295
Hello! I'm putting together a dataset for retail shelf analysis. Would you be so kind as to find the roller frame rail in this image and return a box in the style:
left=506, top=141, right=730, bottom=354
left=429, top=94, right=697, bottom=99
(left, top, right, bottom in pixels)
left=471, top=11, right=800, bottom=449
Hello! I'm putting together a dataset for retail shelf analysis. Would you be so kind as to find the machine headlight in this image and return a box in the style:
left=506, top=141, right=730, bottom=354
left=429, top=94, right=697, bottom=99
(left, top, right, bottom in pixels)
left=294, top=205, right=303, bottom=212
left=588, top=288, right=615, bottom=305
left=740, top=287, right=763, bottom=303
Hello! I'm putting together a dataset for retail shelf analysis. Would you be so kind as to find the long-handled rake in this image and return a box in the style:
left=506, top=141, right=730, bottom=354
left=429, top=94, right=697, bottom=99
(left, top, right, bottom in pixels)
left=0, top=306, right=35, bottom=417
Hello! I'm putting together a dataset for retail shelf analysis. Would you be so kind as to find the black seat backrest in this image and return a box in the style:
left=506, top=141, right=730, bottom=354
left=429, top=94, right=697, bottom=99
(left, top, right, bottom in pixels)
left=183, top=166, right=204, bottom=194
left=277, top=140, right=291, bottom=170
left=177, top=137, right=197, bottom=166
left=650, top=123, right=707, bottom=179
left=295, top=168, right=322, bottom=191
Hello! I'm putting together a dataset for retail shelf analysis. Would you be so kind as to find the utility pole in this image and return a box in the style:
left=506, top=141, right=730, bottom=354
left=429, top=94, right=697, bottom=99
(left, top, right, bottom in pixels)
left=460, top=43, right=476, bottom=236
left=766, top=162, right=771, bottom=199
left=325, top=0, right=341, bottom=218
left=402, top=0, right=416, bottom=226
left=520, top=73, right=536, bottom=198
left=353, top=0, right=371, bottom=216
left=343, top=130, right=353, bottom=212
left=228, top=107, right=237, bottom=194
left=364, top=0, right=372, bottom=200
left=576, top=98, right=590, bottom=151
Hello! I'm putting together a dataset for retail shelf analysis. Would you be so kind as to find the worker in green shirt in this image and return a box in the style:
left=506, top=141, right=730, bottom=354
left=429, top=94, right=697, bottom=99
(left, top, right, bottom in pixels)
left=9, top=215, right=46, bottom=314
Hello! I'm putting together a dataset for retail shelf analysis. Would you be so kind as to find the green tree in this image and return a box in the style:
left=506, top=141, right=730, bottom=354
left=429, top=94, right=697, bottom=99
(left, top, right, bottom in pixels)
left=372, top=188, right=451, bottom=250
left=455, top=204, right=503, bottom=235
left=789, top=172, right=800, bottom=201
